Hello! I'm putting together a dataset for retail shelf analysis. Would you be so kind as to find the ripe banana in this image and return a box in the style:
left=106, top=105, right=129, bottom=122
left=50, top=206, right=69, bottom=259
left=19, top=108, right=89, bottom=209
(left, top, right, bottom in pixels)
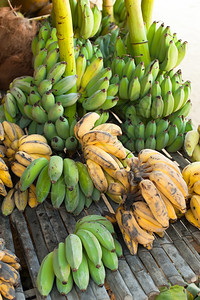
left=86, top=159, right=108, bottom=193
left=74, top=112, right=100, bottom=140
left=190, top=194, right=200, bottom=226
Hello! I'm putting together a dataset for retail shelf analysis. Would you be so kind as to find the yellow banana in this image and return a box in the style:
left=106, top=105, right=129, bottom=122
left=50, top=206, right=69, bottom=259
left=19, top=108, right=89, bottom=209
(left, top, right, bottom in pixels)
left=1, top=249, right=19, bottom=265
left=190, top=194, right=200, bottom=226
left=133, top=211, right=166, bottom=233
left=28, top=153, right=51, bottom=161
left=0, top=261, right=16, bottom=285
left=114, top=168, right=130, bottom=190
left=13, top=184, right=28, bottom=212
left=139, top=179, right=169, bottom=228
left=82, top=130, right=117, bottom=145
left=1, top=188, right=15, bottom=216
left=2, top=134, right=12, bottom=148
left=138, top=149, right=165, bottom=163
left=94, top=123, right=122, bottom=136
left=182, top=162, right=200, bottom=185
left=19, top=140, right=52, bottom=155
left=106, top=191, right=122, bottom=204
left=185, top=209, right=200, bottom=229
left=115, top=205, right=138, bottom=255
left=149, top=170, right=186, bottom=213
left=84, top=144, right=120, bottom=170
left=0, top=123, right=5, bottom=141
left=0, top=145, right=6, bottom=157
left=146, top=162, right=188, bottom=198
left=12, top=123, right=24, bottom=139
left=86, top=159, right=108, bottom=192
left=74, top=112, right=100, bottom=140
left=188, top=171, right=200, bottom=191
left=11, top=161, right=26, bottom=177
left=158, top=191, right=178, bottom=222
left=0, top=170, right=13, bottom=188
left=0, top=280, right=15, bottom=300
left=9, top=262, right=21, bottom=270
left=2, top=121, right=17, bottom=142
left=10, top=140, right=19, bottom=151
left=191, top=180, right=200, bottom=195
left=15, top=151, right=35, bottom=167
left=28, top=184, right=38, bottom=208
left=0, top=179, right=7, bottom=196
left=5, top=148, right=15, bottom=159
left=108, top=181, right=126, bottom=196
left=93, top=141, right=127, bottom=159
left=18, top=134, right=47, bottom=146
left=146, top=154, right=181, bottom=175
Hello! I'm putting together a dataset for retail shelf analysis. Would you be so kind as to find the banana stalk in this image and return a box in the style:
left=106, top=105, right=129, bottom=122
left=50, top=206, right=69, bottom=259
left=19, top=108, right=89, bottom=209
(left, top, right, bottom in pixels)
left=102, top=0, right=115, bottom=22
left=125, top=0, right=151, bottom=66
left=52, top=0, right=77, bottom=125
left=141, top=0, right=155, bottom=31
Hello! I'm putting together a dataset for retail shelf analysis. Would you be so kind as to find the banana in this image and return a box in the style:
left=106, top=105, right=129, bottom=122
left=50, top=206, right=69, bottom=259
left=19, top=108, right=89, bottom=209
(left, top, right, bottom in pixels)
left=47, top=61, right=67, bottom=83
left=145, top=153, right=181, bottom=174
left=166, top=133, right=184, bottom=153
left=94, top=123, right=122, bottom=136
left=136, top=93, right=151, bottom=119
left=76, top=229, right=102, bottom=268
left=56, top=272, right=73, bottom=295
left=37, top=251, right=55, bottom=297
left=190, top=194, right=200, bottom=226
left=52, top=75, right=77, bottom=96
left=155, top=130, right=169, bottom=151
left=13, top=184, right=28, bottom=212
left=43, top=48, right=60, bottom=74
left=35, top=164, right=51, bottom=203
left=80, top=3, right=94, bottom=39
left=0, top=169, right=13, bottom=188
left=65, top=183, right=79, bottom=213
left=133, top=211, right=166, bottom=233
left=11, top=161, right=26, bottom=177
left=86, top=159, right=108, bottom=192
left=72, top=251, right=89, bottom=292
left=1, top=249, right=19, bottom=265
left=185, top=209, right=200, bottom=229
left=51, top=136, right=65, bottom=152
left=160, top=39, right=179, bottom=71
left=64, top=233, right=83, bottom=272
left=43, top=121, right=57, bottom=141
left=149, top=170, right=186, bottom=213
left=0, top=179, right=7, bottom=196
left=182, top=162, right=200, bottom=185
left=150, top=22, right=165, bottom=59
left=33, top=48, right=48, bottom=69
left=28, top=184, right=38, bottom=208
left=81, top=129, right=116, bottom=145
left=0, top=261, right=16, bottom=285
left=76, top=221, right=115, bottom=251
left=2, top=121, right=17, bottom=143
left=80, top=57, right=104, bottom=91
left=158, top=191, right=178, bottom=222
left=184, top=130, right=199, bottom=157
left=33, top=64, right=47, bottom=86
left=63, top=158, right=79, bottom=188
left=160, top=75, right=172, bottom=97
left=15, top=151, right=34, bottom=167
left=1, top=188, right=15, bottom=216
left=76, top=161, right=94, bottom=197
left=139, top=179, right=169, bottom=227
left=19, top=140, right=52, bottom=156
left=101, top=246, right=118, bottom=271
left=173, top=85, right=185, bottom=112
left=175, top=41, right=188, bottom=67
left=48, top=155, right=63, bottom=184
left=74, top=112, right=100, bottom=140
left=53, top=242, right=71, bottom=284
left=0, top=280, right=15, bottom=300
left=4, top=93, right=18, bottom=119
left=20, top=157, right=49, bottom=191
left=41, top=91, right=55, bottom=113
left=82, top=89, right=107, bottom=111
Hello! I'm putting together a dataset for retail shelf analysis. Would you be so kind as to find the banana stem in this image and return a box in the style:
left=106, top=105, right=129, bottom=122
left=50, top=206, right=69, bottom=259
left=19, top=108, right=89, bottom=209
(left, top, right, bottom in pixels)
left=125, top=0, right=151, bottom=67
left=102, top=0, right=115, bottom=22
left=52, top=0, right=77, bottom=125
left=141, top=0, right=155, bottom=31
left=52, top=0, right=76, bottom=77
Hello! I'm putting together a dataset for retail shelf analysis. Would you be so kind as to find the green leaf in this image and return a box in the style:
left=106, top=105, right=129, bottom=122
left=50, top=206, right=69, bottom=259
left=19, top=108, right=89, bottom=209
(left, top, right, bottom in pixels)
left=155, top=285, right=187, bottom=300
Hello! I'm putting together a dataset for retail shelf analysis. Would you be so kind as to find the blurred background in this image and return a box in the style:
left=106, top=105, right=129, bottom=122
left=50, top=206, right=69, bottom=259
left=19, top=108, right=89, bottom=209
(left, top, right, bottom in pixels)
left=152, top=0, right=200, bottom=128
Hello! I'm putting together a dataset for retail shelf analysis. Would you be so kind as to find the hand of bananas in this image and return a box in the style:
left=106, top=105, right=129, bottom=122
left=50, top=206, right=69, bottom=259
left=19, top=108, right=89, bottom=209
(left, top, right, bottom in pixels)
left=184, top=126, right=200, bottom=161
left=182, top=162, right=200, bottom=228
left=0, top=238, right=21, bottom=300
left=36, top=215, right=122, bottom=296
left=114, top=149, right=188, bottom=255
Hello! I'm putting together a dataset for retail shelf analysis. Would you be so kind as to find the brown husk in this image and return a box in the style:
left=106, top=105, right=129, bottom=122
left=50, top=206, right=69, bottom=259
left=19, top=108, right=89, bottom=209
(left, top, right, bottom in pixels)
left=0, top=7, right=38, bottom=90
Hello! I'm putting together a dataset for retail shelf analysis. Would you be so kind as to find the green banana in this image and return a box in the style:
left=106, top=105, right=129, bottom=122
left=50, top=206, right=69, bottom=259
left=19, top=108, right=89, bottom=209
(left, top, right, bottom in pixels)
left=160, top=39, right=179, bottom=71
left=75, top=215, right=115, bottom=235
left=82, top=89, right=107, bottom=111
left=98, top=96, right=119, bottom=110
left=65, top=183, right=80, bottom=213
left=145, top=120, right=157, bottom=139
left=53, top=75, right=78, bottom=96
left=55, top=117, right=70, bottom=139
left=65, top=136, right=78, bottom=152
left=41, top=91, right=55, bottom=113
left=119, top=76, right=129, bottom=100
left=4, top=93, right=18, bottom=118
left=166, top=124, right=178, bottom=147
left=173, top=85, right=185, bottom=112
left=72, top=251, right=89, bottom=292
left=33, top=64, right=47, bottom=86
left=114, top=239, right=123, bottom=258
left=137, top=93, right=152, bottom=118
left=31, top=102, right=48, bottom=124
left=20, top=157, right=49, bottom=191
left=155, top=130, right=169, bottom=151
left=166, top=133, right=184, bottom=152
left=48, top=155, right=63, bottom=183
left=150, top=96, right=164, bottom=119
left=160, top=75, right=172, bottom=97
left=162, top=91, right=174, bottom=117
left=56, top=272, right=73, bottom=295
left=145, top=135, right=156, bottom=149
left=34, top=48, right=48, bottom=69
left=150, top=22, right=165, bottom=59
left=44, top=48, right=60, bottom=74
left=65, top=233, right=83, bottom=272
left=151, top=81, right=161, bottom=98
left=87, top=257, right=105, bottom=287
left=92, top=187, right=101, bottom=202
left=63, top=158, right=79, bottom=188
left=36, top=164, right=52, bottom=203
left=43, top=121, right=57, bottom=141
left=86, top=77, right=109, bottom=98
left=155, top=118, right=169, bottom=136
left=140, top=71, right=153, bottom=98
left=47, top=61, right=67, bottom=84
left=101, top=245, right=118, bottom=271
left=55, top=93, right=81, bottom=108
left=76, top=229, right=102, bottom=268
left=51, top=174, right=66, bottom=208
left=72, top=187, right=86, bottom=216
left=76, top=161, right=94, bottom=197
left=53, top=242, right=71, bottom=284
left=36, top=251, right=55, bottom=296
left=132, top=61, right=145, bottom=81
left=90, top=4, right=102, bottom=37
left=38, top=79, right=53, bottom=96
left=135, top=138, right=145, bottom=153
left=134, top=122, right=145, bottom=139
left=48, top=102, right=64, bottom=123
left=122, top=58, right=136, bottom=80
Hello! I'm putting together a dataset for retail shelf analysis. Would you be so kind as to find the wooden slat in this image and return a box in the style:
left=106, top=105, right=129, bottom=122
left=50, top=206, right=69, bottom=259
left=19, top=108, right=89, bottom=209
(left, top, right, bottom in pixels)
left=137, top=248, right=169, bottom=289
left=125, top=254, right=160, bottom=297
left=0, top=213, right=26, bottom=300
left=150, top=247, right=186, bottom=286
left=118, top=259, right=148, bottom=300
left=10, top=210, right=46, bottom=300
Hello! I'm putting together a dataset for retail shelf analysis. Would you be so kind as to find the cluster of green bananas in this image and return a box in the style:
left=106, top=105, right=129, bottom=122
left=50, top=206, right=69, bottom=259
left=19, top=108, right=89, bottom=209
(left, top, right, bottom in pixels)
left=119, top=106, right=194, bottom=153
left=147, top=21, right=188, bottom=71
left=18, top=156, right=103, bottom=215
left=184, top=126, right=200, bottom=161
left=70, top=0, right=102, bottom=39
left=37, top=214, right=123, bottom=296
left=113, top=0, right=127, bottom=25
left=0, top=238, right=21, bottom=300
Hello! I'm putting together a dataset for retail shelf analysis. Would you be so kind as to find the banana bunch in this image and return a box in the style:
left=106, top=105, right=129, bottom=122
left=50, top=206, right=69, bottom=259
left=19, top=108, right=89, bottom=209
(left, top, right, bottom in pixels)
left=0, top=238, right=21, bottom=300
left=119, top=113, right=194, bottom=153
left=147, top=21, right=188, bottom=71
left=36, top=214, right=122, bottom=296
left=182, top=162, right=200, bottom=229
left=113, top=0, right=127, bottom=26
left=184, top=125, right=200, bottom=161
left=72, top=0, right=102, bottom=39
left=18, top=154, right=102, bottom=214
left=74, top=112, right=136, bottom=201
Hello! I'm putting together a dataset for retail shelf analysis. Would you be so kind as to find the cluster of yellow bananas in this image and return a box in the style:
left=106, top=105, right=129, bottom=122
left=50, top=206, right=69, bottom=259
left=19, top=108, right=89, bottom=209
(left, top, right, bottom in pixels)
left=0, top=238, right=21, bottom=300
left=182, top=162, right=200, bottom=229
left=115, top=149, right=188, bottom=255
left=74, top=112, right=134, bottom=203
